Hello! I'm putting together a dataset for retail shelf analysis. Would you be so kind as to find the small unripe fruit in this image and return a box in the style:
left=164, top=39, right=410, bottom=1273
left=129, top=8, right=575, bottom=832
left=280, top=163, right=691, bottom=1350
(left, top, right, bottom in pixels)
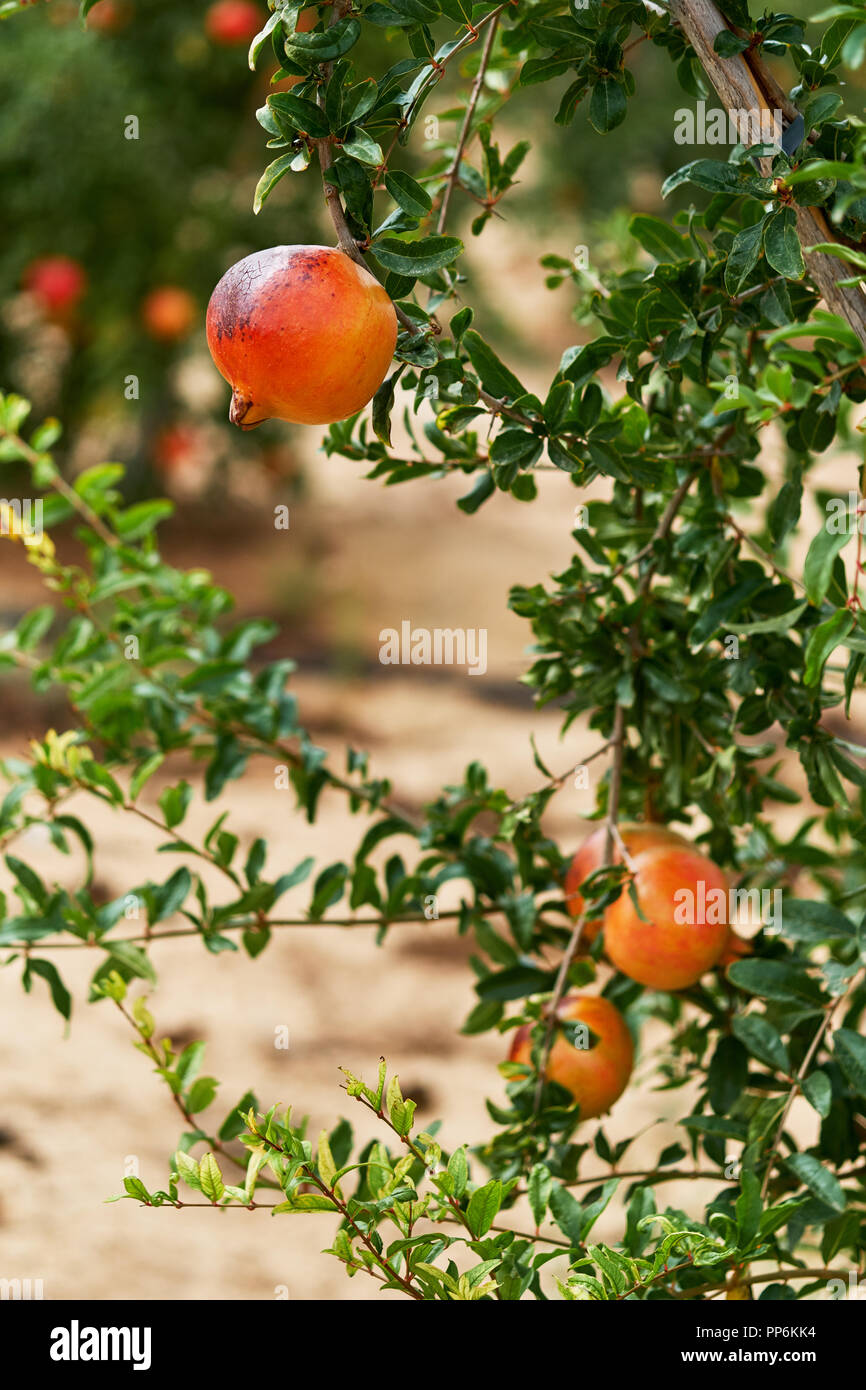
left=564, top=821, right=688, bottom=944
left=142, top=287, right=197, bottom=342
left=23, top=256, right=86, bottom=316
left=205, top=0, right=262, bottom=46
left=604, top=845, right=729, bottom=990
left=508, top=993, right=634, bottom=1119
left=206, top=245, right=398, bottom=429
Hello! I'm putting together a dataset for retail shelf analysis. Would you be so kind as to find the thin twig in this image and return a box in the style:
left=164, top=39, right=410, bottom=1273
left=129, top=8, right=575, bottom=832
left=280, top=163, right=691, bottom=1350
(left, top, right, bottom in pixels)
left=435, top=9, right=502, bottom=235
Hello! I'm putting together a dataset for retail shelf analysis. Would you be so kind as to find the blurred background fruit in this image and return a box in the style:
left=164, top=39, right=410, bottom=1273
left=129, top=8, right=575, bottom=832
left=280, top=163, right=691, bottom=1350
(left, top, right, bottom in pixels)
left=205, top=0, right=262, bottom=47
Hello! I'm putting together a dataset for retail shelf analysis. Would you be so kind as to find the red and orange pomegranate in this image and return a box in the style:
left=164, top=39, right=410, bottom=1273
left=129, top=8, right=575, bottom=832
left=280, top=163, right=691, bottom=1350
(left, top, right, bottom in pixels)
left=206, top=245, right=398, bottom=429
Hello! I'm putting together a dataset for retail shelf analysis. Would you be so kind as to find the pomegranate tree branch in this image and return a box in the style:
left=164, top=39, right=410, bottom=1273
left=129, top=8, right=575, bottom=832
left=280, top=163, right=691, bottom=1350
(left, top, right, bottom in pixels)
left=670, top=0, right=866, bottom=346
left=531, top=707, right=624, bottom=1116
left=250, top=1123, right=424, bottom=1299
left=314, top=0, right=366, bottom=265
left=115, top=999, right=282, bottom=1190
left=435, top=8, right=502, bottom=235
left=530, top=469, right=699, bottom=1116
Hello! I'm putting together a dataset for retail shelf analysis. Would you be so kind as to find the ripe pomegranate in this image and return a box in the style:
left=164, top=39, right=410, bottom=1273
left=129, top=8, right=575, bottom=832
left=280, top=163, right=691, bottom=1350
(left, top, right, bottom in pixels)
left=23, top=256, right=86, bottom=317
left=508, top=993, right=634, bottom=1118
left=564, top=821, right=689, bottom=944
left=142, top=287, right=197, bottom=342
left=206, top=245, right=398, bottom=429
left=205, top=0, right=261, bottom=45
left=604, top=844, right=730, bottom=990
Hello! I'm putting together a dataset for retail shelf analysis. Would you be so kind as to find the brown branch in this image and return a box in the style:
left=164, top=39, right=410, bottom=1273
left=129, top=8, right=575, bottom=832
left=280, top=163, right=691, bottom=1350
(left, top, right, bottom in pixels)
left=670, top=0, right=866, bottom=346
left=314, top=0, right=366, bottom=265
left=435, top=8, right=502, bottom=235
left=11, top=903, right=514, bottom=952
left=682, top=1265, right=855, bottom=1300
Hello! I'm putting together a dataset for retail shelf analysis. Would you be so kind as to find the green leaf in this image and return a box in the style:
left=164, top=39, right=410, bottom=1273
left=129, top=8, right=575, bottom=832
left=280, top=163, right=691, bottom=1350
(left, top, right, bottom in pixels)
left=174, top=1149, right=203, bottom=1192
left=764, top=208, right=805, bottom=280
left=714, top=29, right=749, bottom=56
left=833, top=1028, right=866, bottom=1098
left=802, top=1071, right=832, bottom=1118
left=463, top=330, right=525, bottom=400
left=662, top=160, right=742, bottom=198
left=283, top=16, right=361, bottom=65
left=580, top=1178, right=620, bottom=1238
left=254, top=151, right=305, bottom=215
left=130, top=753, right=164, bottom=802
left=731, top=1014, right=791, bottom=1074
left=24, top=958, right=71, bottom=1021
left=588, top=77, right=627, bottom=134
left=385, top=170, right=432, bottom=218
left=123, top=1177, right=151, bottom=1203
left=447, top=1146, right=468, bottom=1199
left=528, top=1163, right=552, bottom=1228
left=317, top=1129, right=338, bottom=1191
left=803, top=524, right=852, bottom=604
left=725, top=219, right=765, bottom=294
left=628, top=215, right=689, bottom=264
left=784, top=1153, right=845, bottom=1212
left=781, top=899, right=854, bottom=942
left=549, top=1183, right=584, bottom=1245
left=727, top=958, right=822, bottom=1003
left=341, top=130, right=383, bottom=166
left=187, top=1076, right=219, bottom=1113
left=99, top=939, right=157, bottom=984
left=159, top=780, right=193, bottom=830
left=735, top=1168, right=762, bottom=1246
left=175, top=1040, right=206, bottom=1088
left=466, top=1180, right=502, bottom=1237
left=457, top=470, right=495, bottom=514
left=198, top=1152, right=225, bottom=1203
left=372, top=369, right=400, bottom=447
left=267, top=92, right=332, bottom=139
left=113, top=499, right=174, bottom=541
left=16, top=605, right=54, bottom=651
left=803, top=609, right=854, bottom=686
left=372, top=235, right=462, bottom=276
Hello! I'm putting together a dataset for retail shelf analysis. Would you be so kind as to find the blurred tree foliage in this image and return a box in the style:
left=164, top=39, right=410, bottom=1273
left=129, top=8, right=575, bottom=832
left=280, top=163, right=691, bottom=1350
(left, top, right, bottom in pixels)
left=0, top=0, right=328, bottom=487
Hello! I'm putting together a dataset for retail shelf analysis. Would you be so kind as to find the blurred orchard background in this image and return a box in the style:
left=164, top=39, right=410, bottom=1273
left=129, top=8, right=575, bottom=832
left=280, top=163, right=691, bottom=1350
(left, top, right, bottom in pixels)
left=1, top=0, right=863, bottom=1299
